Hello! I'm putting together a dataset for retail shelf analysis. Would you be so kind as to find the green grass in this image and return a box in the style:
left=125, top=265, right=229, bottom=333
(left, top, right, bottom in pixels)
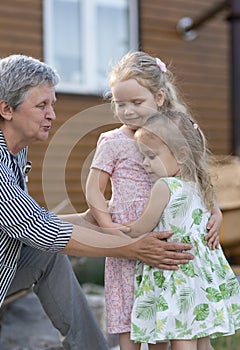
left=74, top=257, right=105, bottom=285
left=211, top=330, right=240, bottom=349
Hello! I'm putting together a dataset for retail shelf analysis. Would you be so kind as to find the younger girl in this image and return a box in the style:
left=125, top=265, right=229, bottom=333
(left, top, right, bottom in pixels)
left=129, top=110, right=240, bottom=350
left=86, top=51, right=221, bottom=350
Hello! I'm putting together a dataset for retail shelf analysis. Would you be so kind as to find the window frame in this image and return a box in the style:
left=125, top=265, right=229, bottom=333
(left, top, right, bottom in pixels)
left=43, top=0, right=139, bottom=95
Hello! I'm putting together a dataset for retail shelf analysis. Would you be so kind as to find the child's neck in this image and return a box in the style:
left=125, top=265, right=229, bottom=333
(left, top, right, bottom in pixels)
left=119, top=124, right=135, bottom=138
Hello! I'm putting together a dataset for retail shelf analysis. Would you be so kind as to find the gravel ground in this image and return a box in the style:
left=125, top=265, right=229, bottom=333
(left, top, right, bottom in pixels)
left=0, top=292, right=120, bottom=350
left=0, top=293, right=64, bottom=350
left=6, top=276, right=240, bottom=350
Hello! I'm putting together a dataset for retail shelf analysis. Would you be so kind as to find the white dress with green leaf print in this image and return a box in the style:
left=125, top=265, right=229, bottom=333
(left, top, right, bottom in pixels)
left=131, top=177, right=240, bottom=344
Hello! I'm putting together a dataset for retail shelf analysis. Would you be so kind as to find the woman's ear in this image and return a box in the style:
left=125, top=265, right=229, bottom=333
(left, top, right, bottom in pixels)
left=0, top=100, right=13, bottom=121
left=156, top=89, right=165, bottom=108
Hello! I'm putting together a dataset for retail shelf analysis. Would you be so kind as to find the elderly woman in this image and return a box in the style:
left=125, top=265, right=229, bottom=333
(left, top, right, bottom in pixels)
left=0, top=54, right=218, bottom=349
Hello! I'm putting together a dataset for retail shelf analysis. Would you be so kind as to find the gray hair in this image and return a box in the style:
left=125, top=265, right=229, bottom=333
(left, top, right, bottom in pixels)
left=0, top=54, right=60, bottom=109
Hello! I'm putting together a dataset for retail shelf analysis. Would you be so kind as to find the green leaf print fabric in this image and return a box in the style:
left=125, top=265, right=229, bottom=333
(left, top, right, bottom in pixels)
left=131, top=177, right=240, bottom=344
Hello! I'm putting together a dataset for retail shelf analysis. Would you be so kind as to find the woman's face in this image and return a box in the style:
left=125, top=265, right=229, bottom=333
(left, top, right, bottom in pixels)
left=1, top=83, right=56, bottom=153
left=111, top=79, right=164, bottom=130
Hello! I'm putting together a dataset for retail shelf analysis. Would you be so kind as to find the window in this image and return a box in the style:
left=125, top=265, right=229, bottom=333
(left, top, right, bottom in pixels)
left=43, top=0, right=139, bottom=95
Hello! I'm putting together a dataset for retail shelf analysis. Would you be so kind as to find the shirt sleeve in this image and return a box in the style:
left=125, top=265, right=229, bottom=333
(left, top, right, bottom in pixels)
left=91, top=133, right=118, bottom=175
left=0, top=172, right=72, bottom=252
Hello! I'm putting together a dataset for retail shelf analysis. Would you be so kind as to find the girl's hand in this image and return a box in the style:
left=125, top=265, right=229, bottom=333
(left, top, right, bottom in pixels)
left=205, top=206, right=222, bottom=249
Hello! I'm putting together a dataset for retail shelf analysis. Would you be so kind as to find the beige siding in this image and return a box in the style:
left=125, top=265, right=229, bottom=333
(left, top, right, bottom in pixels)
left=139, top=0, right=230, bottom=154
left=0, top=0, right=230, bottom=212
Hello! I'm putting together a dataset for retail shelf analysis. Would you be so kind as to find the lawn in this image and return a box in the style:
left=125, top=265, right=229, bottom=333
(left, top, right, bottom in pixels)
left=211, top=329, right=240, bottom=349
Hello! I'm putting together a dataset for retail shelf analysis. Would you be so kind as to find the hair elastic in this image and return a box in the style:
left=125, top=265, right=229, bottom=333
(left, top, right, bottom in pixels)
left=155, top=57, right=167, bottom=73
left=188, top=118, right=199, bottom=130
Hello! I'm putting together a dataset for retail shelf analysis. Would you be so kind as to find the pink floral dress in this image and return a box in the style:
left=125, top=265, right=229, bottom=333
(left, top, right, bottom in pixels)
left=91, top=128, right=151, bottom=333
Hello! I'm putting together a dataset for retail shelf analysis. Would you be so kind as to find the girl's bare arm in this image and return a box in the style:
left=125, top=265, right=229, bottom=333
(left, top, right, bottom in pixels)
left=126, top=179, right=170, bottom=237
left=86, top=168, right=127, bottom=236
left=205, top=202, right=222, bottom=249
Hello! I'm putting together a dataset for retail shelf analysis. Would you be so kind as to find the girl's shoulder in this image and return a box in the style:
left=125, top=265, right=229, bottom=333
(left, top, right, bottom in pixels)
left=160, top=177, right=195, bottom=195
left=160, top=176, right=183, bottom=189
left=97, top=128, right=130, bottom=145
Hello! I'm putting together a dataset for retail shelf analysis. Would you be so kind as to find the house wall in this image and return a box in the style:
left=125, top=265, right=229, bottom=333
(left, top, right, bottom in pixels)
left=0, top=0, right=230, bottom=213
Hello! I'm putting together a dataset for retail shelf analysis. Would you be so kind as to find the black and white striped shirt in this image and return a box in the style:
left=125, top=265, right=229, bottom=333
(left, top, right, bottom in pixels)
left=0, top=131, right=73, bottom=306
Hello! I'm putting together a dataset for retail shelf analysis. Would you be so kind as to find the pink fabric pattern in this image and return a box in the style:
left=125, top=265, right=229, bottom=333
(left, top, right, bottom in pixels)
left=91, top=128, right=151, bottom=333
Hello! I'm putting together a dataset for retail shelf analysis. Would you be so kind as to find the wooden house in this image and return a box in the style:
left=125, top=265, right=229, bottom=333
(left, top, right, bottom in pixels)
left=0, top=0, right=233, bottom=214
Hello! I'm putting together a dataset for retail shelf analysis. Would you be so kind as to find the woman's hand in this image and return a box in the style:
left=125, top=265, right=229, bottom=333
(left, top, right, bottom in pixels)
left=205, top=205, right=222, bottom=249
left=81, top=210, right=130, bottom=237
left=126, top=231, right=194, bottom=270
left=64, top=226, right=193, bottom=269
left=101, top=223, right=131, bottom=237
left=79, top=209, right=100, bottom=226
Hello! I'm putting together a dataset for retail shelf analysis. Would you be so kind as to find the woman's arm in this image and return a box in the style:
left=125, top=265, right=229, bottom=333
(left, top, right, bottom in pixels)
left=126, top=179, right=170, bottom=237
left=60, top=198, right=194, bottom=269
left=59, top=211, right=101, bottom=229
left=61, top=226, right=194, bottom=270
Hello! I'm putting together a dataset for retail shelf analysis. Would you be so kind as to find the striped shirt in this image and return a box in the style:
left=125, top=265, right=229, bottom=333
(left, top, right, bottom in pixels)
left=0, top=131, right=73, bottom=306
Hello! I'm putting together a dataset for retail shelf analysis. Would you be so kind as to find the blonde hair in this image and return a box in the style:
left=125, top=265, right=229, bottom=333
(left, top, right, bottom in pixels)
left=135, top=110, right=215, bottom=210
left=108, top=51, right=188, bottom=114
